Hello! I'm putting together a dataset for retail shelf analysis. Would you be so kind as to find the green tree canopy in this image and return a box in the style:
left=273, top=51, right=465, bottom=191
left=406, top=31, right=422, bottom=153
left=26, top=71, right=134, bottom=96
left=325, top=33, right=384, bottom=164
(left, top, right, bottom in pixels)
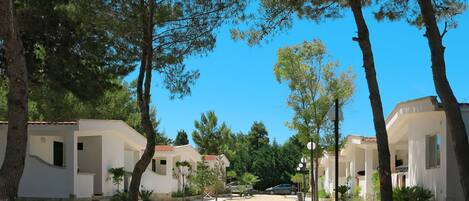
left=174, top=130, right=189, bottom=146
left=274, top=39, right=355, bottom=150
left=0, top=0, right=134, bottom=100
left=192, top=111, right=232, bottom=155
left=0, top=79, right=172, bottom=145
left=248, top=121, right=269, bottom=150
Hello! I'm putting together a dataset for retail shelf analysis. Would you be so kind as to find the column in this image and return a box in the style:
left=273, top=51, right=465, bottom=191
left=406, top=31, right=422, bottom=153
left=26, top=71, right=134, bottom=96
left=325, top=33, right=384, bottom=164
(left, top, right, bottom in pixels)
left=364, top=147, right=373, bottom=198
left=350, top=147, right=356, bottom=187
left=390, top=147, right=396, bottom=173
left=166, top=156, right=173, bottom=178
left=66, top=131, right=78, bottom=198
left=345, top=162, right=349, bottom=180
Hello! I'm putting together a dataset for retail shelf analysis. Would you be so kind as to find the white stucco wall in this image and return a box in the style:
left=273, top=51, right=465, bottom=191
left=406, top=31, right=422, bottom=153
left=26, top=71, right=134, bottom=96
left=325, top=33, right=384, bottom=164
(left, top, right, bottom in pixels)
left=1, top=126, right=78, bottom=198
left=18, top=128, right=76, bottom=198
left=407, top=112, right=447, bottom=201
left=445, top=109, right=469, bottom=201
left=29, top=135, right=64, bottom=165
left=124, top=149, right=140, bottom=172
left=101, top=134, right=125, bottom=196
left=77, top=173, right=94, bottom=198
left=141, top=170, right=178, bottom=194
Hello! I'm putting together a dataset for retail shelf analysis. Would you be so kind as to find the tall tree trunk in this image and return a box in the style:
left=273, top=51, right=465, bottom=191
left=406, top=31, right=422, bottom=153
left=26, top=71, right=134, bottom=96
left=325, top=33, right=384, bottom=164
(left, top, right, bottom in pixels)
left=417, top=0, right=469, bottom=199
left=0, top=0, right=29, bottom=200
left=349, top=0, right=393, bottom=200
left=128, top=1, right=156, bottom=201
left=314, top=157, right=319, bottom=201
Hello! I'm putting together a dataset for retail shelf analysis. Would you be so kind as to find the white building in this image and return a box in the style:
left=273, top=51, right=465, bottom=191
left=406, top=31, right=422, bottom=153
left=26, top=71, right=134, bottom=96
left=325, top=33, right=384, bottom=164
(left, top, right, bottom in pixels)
left=320, top=135, right=378, bottom=199
left=320, top=96, right=469, bottom=201
left=0, top=119, right=229, bottom=200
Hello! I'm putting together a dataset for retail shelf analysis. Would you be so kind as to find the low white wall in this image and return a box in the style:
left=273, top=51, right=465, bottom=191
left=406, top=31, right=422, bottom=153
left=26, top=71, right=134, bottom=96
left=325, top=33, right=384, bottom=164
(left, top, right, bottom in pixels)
left=141, top=170, right=178, bottom=194
left=18, top=155, right=72, bottom=198
left=77, top=173, right=94, bottom=198
left=0, top=127, right=77, bottom=198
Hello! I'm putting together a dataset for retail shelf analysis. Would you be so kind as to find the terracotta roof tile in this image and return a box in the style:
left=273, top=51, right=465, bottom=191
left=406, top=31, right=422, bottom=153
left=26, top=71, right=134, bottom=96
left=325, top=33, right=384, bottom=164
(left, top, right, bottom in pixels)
left=361, top=137, right=377, bottom=143
left=203, top=155, right=217, bottom=161
left=155, top=145, right=175, bottom=152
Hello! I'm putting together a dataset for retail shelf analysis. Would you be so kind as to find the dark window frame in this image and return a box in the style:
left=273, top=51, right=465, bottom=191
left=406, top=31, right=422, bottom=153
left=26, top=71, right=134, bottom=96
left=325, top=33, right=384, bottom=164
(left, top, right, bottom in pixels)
left=77, top=142, right=84, bottom=150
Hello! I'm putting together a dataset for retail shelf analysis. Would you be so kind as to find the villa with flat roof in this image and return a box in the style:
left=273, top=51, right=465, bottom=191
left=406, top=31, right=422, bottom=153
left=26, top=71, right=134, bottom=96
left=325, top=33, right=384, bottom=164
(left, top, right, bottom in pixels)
left=0, top=119, right=229, bottom=199
left=320, top=96, right=469, bottom=201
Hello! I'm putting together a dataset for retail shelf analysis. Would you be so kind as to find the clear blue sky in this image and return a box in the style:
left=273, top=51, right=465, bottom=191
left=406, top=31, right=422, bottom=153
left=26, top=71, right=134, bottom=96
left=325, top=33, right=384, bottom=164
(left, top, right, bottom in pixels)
left=125, top=7, right=469, bottom=145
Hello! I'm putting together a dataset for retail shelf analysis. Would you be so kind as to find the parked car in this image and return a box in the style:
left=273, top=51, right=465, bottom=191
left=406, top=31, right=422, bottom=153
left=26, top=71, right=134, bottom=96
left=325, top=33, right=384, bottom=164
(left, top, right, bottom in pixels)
left=227, top=181, right=254, bottom=195
left=265, top=184, right=297, bottom=195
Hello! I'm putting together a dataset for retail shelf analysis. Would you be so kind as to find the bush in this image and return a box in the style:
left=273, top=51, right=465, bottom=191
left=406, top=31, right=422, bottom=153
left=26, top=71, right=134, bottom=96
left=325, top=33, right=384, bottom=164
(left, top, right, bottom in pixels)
left=319, top=189, right=330, bottom=198
left=351, top=186, right=362, bottom=201
left=139, top=188, right=153, bottom=201
left=393, top=186, right=433, bottom=201
left=108, top=167, right=125, bottom=190
left=172, top=188, right=197, bottom=198
left=371, top=172, right=380, bottom=200
left=336, top=185, right=349, bottom=201
left=111, top=191, right=128, bottom=201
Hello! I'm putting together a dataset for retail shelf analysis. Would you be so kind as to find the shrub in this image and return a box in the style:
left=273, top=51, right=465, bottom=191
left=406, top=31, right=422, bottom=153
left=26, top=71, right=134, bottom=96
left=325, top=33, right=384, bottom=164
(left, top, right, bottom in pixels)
left=172, top=188, right=197, bottom=198
left=351, top=185, right=362, bottom=201
left=319, top=189, right=330, bottom=198
left=371, top=172, right=381, bottom=200
left=111, top=191, right=128, bottom=201
left=108, top=167, right=125, bottom=190
left=393, top=186, right=433, bottom=201
left=336, top=185, right=349, bottom=201
left=139, top=188, right=153, bottom=201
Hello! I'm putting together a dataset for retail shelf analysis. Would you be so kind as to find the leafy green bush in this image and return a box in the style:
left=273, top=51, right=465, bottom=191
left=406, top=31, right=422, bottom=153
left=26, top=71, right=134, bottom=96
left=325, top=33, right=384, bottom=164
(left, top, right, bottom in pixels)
left=336, top=185, right=349, bottom=201
left=111, top=191, right=128, bottom=201
left=351, top=185, right=363, bottom=201
left=172, top=188, right=197, bottom=198
left=108, top=167, right=125, bottom=190
left=371, top=172, right=380, bottom=200
left=319, top=189, right=330, bottom=198
left=139, top=188, right=153, bottom=201
left=393, top=186, right=433, bottom=201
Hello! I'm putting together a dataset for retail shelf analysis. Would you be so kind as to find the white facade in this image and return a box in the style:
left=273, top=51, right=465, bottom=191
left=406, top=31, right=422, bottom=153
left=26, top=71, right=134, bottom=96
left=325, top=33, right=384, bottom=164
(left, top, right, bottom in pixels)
left=0, top=119, right=230, bottom=199
left=320, top=96, right=469, bottom=201
left=320, top=136, right=378, bottom=199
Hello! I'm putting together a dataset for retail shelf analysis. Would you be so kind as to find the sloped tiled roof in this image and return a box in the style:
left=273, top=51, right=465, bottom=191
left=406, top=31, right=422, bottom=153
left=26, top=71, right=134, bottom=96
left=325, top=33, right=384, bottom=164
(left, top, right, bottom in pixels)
left=155, top=145, right=175, bottom=152
left=345, top=135, right=376, bottom=144
left=203, top=155, right=217, bottom=161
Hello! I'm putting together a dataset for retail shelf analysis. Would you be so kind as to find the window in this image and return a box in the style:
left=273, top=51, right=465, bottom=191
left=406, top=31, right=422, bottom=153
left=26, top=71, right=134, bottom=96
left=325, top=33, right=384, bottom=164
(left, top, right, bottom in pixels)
left=426, top=134, right=441, bottom=169
left=151, top=159, right=156, bottom=172
left=53, top=141, right=64, bottom=167
left=160, top=160, right=167, bottom=165
left=77, top=142, right=84, bottom=150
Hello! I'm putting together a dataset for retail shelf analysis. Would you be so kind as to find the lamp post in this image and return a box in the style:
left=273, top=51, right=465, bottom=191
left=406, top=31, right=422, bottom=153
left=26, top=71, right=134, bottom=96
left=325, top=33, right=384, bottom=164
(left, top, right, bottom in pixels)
left=327, top=98, right=342, bottom=201
left=297, top=157, right=308, bottom=201
left=307, top=141, right=316, bottom=201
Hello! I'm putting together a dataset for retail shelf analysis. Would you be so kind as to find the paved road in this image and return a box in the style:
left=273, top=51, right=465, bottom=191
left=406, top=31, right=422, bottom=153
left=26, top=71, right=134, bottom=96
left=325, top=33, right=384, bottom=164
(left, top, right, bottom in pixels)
left=214, top=194, right=299, bottom=201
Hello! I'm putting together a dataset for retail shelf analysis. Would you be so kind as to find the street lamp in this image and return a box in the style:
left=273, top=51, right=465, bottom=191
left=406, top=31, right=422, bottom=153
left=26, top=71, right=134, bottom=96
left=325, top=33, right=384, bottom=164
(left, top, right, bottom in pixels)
left=327, top=98, right=342, bottom=201
left=297, top=157, right=308, bottom=201
left=307, top=141, right=316, bottom=200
